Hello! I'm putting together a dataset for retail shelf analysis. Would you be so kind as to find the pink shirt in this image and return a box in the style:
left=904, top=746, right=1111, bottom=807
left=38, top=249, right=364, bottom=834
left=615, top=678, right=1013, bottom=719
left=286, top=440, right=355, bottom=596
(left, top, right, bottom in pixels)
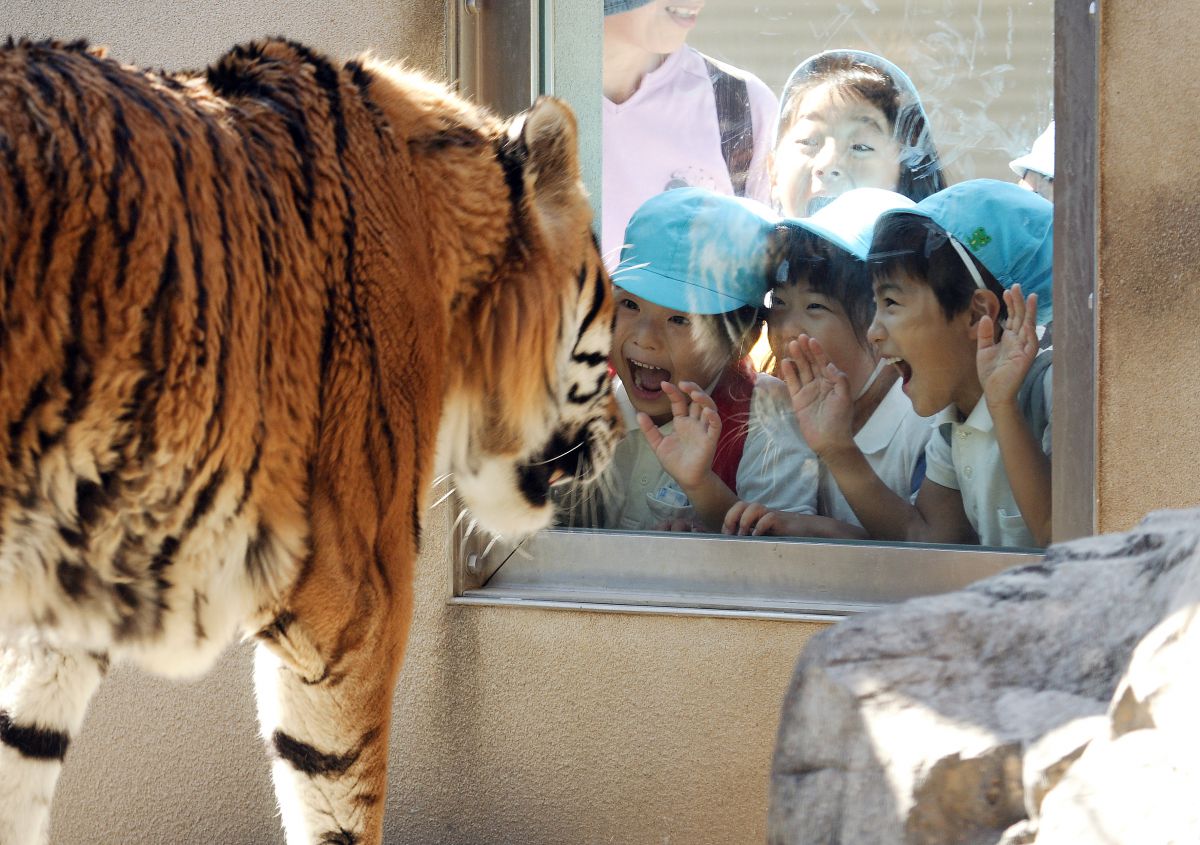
left=602, top=46, right=779, bottom=271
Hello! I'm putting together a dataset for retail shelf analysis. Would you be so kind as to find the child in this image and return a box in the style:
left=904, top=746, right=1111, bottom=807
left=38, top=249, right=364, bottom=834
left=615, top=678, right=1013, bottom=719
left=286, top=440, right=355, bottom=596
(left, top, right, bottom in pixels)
left=771, top=49, right=946, bottom=217
left=724, top=188, right=932, bottom=539
left=602, top=0, right=779, bottom=268
left=785, top=179, right=1054, bottom=548
left=1010, top=121, right=1055, bottom=201
left=575, top=187, right=819, bottom=532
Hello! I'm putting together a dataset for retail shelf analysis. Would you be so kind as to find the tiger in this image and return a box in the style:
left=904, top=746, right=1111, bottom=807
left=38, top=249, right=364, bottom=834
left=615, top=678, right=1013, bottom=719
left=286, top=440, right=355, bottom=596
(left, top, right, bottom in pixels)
left=0, top=37, right=619, bottom=845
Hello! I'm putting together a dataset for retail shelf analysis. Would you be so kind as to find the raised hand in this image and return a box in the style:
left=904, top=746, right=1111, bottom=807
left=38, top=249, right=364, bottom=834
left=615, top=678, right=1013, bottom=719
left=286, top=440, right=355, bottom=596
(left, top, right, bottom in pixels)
left=637, top=380, right=720, bottom=490
left=977, top=285, right=1040, bottom=408
left=779, top=335, right=854, bottom=457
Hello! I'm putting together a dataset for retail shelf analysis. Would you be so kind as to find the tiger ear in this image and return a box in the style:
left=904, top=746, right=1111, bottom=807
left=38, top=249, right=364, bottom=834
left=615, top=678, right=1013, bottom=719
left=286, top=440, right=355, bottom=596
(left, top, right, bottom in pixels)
left=507, top=97, right=587, bottom=232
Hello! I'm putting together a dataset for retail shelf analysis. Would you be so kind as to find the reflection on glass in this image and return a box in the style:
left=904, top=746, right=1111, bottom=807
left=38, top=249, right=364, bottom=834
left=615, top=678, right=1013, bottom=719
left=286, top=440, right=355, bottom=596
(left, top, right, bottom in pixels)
left=576, top=0, right=1054, bottom=550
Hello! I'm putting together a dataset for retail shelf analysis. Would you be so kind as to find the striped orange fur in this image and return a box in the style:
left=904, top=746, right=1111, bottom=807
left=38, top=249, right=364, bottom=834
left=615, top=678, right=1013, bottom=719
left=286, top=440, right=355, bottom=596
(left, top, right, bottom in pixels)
left=0, top=37, right=618, bottom=844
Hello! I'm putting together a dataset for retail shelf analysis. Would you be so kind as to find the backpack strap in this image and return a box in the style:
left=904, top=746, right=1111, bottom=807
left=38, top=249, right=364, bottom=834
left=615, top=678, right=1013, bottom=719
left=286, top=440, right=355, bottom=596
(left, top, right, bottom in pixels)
left=702, top=55, right=755, bottom=197
left=709, top=359, right=757, bottom=492
left=1017, top=350, right=1053, bottom=443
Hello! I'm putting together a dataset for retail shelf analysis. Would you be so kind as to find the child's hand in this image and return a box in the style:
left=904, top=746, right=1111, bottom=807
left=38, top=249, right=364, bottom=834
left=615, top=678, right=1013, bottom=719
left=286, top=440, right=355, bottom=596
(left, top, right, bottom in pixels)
left=977, top=285, right=1040, bottom=408
left=723, top=500, right=806, bottom=536
left=780, top=335, right=854, bottom=457
left=637, top=380, right=720, bottom=491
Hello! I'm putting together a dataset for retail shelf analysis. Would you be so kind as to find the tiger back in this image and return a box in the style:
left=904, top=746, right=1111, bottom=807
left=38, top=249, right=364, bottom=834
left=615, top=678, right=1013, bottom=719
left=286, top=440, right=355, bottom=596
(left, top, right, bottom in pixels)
left=0, top=37, right=618, bottom=845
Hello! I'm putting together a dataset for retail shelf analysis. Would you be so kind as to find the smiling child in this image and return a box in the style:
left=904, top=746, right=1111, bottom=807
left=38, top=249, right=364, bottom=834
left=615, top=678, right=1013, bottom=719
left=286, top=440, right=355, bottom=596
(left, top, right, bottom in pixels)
left=772, top=50, right=945, bottom=217
left=785, top=179, right=1054, bottom=548
left=724, top=188, right=931, bottom=538
left=579, top=188, right=819, bottom=532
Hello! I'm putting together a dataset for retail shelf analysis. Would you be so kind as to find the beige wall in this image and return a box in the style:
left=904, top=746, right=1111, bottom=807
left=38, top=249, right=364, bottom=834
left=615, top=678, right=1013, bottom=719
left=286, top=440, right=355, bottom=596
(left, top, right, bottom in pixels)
left=1, top=0, right=446, bottom=77
left=6, top=0, right=1200, bottom=841
left=1095, top=0, right=1200, bottom=532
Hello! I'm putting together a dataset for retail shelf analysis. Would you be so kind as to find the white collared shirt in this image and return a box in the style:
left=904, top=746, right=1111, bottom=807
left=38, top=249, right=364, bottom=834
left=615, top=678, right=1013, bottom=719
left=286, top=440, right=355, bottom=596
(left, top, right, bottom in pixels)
left=819, top=379, right=932, bottom=527
left=923, top=364, right=1053, bottom=548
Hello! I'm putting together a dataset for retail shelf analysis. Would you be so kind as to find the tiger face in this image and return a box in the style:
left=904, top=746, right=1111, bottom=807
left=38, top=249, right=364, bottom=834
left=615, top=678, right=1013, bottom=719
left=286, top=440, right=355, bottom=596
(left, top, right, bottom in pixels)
left=425, top=98, right=622, bottom=538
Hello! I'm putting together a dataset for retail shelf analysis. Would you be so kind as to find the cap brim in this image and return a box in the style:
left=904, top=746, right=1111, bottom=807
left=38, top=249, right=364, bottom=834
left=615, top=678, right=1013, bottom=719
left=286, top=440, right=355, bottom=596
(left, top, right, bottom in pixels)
left=1009, top=152, right=1051, bottom=179
left=614, top=264, right=751, bottom=315
left=781, top=218, right=867, bottom=261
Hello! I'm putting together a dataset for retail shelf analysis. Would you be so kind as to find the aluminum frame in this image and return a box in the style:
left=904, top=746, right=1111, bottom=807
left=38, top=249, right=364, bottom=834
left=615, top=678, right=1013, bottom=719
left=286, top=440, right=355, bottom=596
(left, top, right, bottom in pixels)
left=449, top=0, right=1097, bottom=619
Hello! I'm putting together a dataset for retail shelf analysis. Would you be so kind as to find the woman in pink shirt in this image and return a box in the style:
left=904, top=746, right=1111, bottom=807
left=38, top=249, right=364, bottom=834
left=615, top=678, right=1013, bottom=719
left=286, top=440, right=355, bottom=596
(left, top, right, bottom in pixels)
left=601, top=0, right=779, bottom=270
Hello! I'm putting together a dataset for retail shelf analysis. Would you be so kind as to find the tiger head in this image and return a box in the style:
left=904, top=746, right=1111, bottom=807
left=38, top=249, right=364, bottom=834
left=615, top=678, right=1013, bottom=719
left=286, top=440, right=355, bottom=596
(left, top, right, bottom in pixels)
left=369, top=71, right=622, bottom=538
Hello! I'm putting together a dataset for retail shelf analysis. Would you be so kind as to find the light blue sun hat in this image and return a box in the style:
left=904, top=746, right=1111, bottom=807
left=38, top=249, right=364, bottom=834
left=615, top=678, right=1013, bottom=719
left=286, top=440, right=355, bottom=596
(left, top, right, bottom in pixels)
left=777, top=49, right=930, bottom=143
left=781, top=188, right=916, bottom=261
left=876, top=179, right=1054, bottom=324
left=615, top=188, right=779, bottom=314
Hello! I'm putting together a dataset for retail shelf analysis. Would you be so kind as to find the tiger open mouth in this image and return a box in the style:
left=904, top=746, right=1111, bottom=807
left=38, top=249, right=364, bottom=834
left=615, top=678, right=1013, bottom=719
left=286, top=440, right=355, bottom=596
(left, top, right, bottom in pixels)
left=516, top=431, right=590, bottom=507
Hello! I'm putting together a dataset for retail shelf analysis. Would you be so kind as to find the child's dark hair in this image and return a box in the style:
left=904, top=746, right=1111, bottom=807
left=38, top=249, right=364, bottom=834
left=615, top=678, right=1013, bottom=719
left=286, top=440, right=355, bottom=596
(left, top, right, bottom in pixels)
left=779, top=54, right=946, bottom=202
left=869, top=213, right=1008, bottom=323
left=770, top=225, right=875, bottom=345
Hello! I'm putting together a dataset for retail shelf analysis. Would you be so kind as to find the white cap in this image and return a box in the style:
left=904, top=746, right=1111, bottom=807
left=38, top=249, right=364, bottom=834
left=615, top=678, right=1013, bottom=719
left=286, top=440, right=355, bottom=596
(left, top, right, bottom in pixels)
left=1009, top=121, right=1055, bottom=180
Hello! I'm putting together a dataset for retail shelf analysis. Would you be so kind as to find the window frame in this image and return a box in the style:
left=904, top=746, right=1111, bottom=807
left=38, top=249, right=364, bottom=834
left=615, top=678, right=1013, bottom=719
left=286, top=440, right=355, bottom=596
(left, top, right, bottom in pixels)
left=448, top=0, right=1097, bottom=620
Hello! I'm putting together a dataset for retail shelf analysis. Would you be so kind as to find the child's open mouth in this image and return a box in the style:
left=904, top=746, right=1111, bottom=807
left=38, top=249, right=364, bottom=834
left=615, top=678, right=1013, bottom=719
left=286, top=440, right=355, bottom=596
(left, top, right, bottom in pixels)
left=885, top=357, right=913, bottom=391
left=627, top=357, right=671, bottom=400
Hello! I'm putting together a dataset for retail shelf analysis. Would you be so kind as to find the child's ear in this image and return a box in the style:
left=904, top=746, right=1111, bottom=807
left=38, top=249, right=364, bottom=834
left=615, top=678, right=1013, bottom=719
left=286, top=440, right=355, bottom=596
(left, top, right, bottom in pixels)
left=966, top=289, right=1002, bottom=337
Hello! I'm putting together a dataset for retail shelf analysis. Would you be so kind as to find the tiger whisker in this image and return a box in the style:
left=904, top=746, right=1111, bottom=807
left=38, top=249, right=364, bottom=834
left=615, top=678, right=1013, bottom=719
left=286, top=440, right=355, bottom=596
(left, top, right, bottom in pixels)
left=480, top=534, right=502, bottom=559
left=430, top=486, right=458, bottom=510
left=525, top=439, right=584, bottom=467
left=453, top=508, right=472, bottom=532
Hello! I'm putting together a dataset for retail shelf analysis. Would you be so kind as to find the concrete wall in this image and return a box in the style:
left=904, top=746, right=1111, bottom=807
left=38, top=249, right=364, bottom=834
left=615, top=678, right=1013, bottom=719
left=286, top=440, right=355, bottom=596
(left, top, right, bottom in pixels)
left=3, top=0, right=1199, bottom=841
left=1095, top=0, right=1200, bottom=532
left=1, top=0, right=446, bottom=77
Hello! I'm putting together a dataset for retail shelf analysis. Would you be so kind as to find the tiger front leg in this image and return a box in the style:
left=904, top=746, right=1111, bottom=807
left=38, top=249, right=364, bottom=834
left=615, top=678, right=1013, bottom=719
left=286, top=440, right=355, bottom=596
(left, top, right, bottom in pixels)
left=253, top=565, right=413, bottom=845
left=0, top=638, right=107, bottom=845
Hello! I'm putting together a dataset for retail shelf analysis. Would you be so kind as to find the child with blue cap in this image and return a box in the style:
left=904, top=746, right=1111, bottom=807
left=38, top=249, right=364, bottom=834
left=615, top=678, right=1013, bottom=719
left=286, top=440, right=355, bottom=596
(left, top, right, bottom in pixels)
left=771, top=49, right=946, bottom=218
left=787, top=178, right=1054, bottom=548
left=579, top=187, right=819, bottom=532
left=724, top=188, right=932, bottom=539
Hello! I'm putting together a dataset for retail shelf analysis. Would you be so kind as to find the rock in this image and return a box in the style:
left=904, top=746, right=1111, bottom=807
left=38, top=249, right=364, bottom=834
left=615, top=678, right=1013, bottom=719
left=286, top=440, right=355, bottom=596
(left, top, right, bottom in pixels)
left=1020, top=714, right=1105, bottom=818
left=769, top=508, right=1200, bottom=845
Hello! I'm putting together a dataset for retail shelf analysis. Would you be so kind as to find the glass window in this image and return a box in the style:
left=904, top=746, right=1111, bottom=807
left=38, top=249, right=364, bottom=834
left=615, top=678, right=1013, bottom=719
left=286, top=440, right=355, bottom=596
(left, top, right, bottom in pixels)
left=452, top=0, right=1092, bottom=618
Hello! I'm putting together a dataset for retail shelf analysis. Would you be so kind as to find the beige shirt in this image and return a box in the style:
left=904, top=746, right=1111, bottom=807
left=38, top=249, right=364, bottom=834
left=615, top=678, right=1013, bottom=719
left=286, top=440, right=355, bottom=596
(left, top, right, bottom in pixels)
left=587, top=375, right=820, bottom=531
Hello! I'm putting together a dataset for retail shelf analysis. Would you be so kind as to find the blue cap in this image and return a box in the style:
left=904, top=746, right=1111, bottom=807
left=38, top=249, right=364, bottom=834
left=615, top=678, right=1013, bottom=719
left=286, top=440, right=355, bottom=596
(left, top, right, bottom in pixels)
left=781, top=188, right=916, bottom=261
left=778, top=50, right=932, bottom=151
left=879, top=179, right=1054, bottom=324
left=604, top=0, right=652, bottom=15
left=615, top=188, right=778, bottom=314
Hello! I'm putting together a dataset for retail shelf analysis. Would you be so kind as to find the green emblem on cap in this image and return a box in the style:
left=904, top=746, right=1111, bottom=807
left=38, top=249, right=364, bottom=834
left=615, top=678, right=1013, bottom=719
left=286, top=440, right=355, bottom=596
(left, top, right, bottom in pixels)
left=966, top=227, right=992, bottom=250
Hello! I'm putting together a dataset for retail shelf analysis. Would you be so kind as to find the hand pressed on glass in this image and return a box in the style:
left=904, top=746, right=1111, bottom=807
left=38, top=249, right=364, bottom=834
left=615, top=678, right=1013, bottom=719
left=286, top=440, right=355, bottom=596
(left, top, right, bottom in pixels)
left=780, top=335, right=854, bottom=459
left=977, top=285, right=1040, bottom=410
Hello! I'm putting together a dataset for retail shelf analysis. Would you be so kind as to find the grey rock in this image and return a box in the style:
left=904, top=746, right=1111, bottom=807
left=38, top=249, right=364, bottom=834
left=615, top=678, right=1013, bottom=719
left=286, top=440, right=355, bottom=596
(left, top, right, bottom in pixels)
left=769, top=508, right=1200, bottom=845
